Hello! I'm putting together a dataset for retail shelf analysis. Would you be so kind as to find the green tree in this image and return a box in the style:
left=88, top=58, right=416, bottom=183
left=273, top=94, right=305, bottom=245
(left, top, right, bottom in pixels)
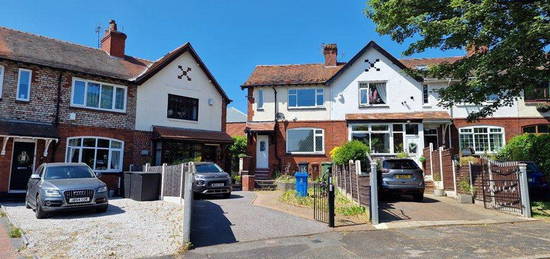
left=228, top=136, right=247, bottom=172
left=366, top=0, right=549, bottom=120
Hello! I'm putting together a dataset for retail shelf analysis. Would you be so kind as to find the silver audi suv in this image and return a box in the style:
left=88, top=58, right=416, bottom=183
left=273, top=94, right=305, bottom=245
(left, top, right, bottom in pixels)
left=25, top=163, right=109, bottom=218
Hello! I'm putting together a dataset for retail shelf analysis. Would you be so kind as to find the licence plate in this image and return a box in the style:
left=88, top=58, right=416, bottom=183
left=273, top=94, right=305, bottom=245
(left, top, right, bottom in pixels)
left=395, top=174, right=412, bottom=179
left=211, top=183, right=225, bottom=187
left=69, top=197, right=90, bottom=203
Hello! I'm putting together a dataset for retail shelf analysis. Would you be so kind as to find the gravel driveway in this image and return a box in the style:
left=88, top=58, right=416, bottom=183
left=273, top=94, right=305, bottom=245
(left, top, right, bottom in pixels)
left=191, top=191, right=329, bottom=247
left=2, top=198, right=184, bottom=258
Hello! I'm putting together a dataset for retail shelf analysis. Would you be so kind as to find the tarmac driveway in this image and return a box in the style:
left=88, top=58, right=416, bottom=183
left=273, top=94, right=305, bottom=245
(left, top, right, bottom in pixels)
left=191, top=191, right=329, bottom=247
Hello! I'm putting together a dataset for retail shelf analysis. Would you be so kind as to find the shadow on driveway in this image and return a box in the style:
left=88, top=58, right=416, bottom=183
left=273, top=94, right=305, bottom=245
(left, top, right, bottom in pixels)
left=191, top=194, right=240, bottom=247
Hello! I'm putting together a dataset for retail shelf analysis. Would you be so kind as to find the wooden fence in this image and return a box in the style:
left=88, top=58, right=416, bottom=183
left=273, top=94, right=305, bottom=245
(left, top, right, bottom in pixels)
left=422, top=145, right=455, bottom=191
left=332, top=160, right=371, bottom=207
left=145, top=163, right=189, bottom=200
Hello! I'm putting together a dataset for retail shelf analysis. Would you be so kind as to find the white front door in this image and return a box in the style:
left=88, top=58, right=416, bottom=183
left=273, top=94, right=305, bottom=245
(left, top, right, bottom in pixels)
left=256, top=135, right=269, bottom=169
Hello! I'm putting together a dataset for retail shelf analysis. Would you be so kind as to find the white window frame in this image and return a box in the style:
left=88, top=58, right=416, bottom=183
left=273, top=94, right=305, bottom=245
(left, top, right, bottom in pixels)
left=70, top=77, right=127, bottom=113
left=358, top=81, right=388, bottom=107
left=348, top=123, right=420, bottom=155
left=16, top=68, right=32, bottom=102
left=257, top=89, right=264, bottom=110
left=65, top=136, right=125, bottom=172
left=288, top=88, right=324, bottom=109
left=458, top=126, right=505, bottom=154
left=0, top=65, right=4, bottom=99
left=286, top=128, right=324, bottom=154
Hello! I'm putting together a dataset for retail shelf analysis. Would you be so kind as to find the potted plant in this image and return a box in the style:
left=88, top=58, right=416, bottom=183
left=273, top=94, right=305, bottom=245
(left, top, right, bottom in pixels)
left=457, top=178, right=474, bottom=204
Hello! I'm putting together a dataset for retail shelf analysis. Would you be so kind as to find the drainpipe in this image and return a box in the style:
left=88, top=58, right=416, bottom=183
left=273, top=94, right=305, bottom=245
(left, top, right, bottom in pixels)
left=272, top=87, right=282, bottom=173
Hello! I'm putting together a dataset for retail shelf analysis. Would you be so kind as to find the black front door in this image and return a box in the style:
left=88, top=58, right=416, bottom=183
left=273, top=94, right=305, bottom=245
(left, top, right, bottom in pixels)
left=10, top=142, right=36, bottom=191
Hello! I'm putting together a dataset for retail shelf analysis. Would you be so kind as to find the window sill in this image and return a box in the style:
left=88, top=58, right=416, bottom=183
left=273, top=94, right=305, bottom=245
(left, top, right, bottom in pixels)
left=286, top=152, right=325, bottom=156
left=359, top=105, right=389, bottom=108
left=287, top=106, right=326, bottom=111
left=525, top=100, right=550, bottom=104
left=257, top=108, right=264, bottom=111
left=422, top=105, right=432, bottom=108
left=15, top=99, right=30, bottom=103
left=70, top=105, right=126, bottom=114
left=167, top=118, right=199, bottom=124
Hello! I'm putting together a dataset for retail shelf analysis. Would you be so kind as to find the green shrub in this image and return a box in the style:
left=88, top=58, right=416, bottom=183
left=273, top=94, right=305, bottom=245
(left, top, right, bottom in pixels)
left=232, top=175, right=241, bottom=183
left=459, top=156, right=480, bottom=166
left=497, top=134, right=550, bottom=175
left=229, top=136, right=247, bottom=172
left=458, top=178, right=472, bottom=194
left=330, top=140, right=370, bottom=165
left=418, top=156, right=426, bottom=163
left=275, top=175, right=295, bottom=183
left=336, top=205, right=366, bottom=216
left=396, top=152, right=409, bottom=158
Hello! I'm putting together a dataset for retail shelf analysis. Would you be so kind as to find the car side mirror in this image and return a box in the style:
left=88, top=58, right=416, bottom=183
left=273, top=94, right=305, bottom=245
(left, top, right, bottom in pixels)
left=30, top=174, right=40, bottom=179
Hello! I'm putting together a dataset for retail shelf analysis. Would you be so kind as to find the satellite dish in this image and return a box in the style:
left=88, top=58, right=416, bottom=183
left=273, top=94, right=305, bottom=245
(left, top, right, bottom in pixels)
left=276, top=112, right=285, bottom=121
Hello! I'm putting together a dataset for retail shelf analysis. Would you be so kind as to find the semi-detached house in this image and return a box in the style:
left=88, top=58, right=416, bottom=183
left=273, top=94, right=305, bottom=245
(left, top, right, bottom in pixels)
left=0, top=20, right=231, bottom=196
left=241, top=42, right=550, bottom=177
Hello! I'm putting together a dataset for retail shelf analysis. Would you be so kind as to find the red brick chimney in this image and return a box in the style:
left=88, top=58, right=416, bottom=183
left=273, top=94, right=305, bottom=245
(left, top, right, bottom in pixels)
left=101, top=20, right=127, bottom=58
left=323, top=44, right=338, bottom=66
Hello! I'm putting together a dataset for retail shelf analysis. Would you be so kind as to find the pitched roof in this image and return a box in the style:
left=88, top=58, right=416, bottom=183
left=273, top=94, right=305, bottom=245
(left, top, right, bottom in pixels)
left=0, top=26, right=230, bottom=101
left=152, top=126, right=233, bottom=143
left=242, top=41, right=465, bottom=87
left=0, top=26, right=151, bottom=80
left=226, top=107, right=247, bottom=123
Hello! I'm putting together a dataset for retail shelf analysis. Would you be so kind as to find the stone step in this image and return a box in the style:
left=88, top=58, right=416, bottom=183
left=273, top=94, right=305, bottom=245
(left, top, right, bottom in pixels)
left=255, top=179, right=277, bottom=190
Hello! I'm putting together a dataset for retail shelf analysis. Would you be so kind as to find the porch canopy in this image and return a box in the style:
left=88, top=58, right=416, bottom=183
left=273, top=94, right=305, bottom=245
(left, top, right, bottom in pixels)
left=0, top=120, right=59, bottom=156
left=244, top=122, right=275, bottom=134
left=152, top=126, right=233, bottom=144
left=345, top=111, right=451, bottom=122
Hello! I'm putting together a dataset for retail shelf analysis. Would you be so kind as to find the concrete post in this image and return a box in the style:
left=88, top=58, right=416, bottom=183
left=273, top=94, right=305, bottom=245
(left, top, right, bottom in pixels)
left=182, top=162, right=195, bottom=243
left=370, top=160, right=379, bottom=225
left=160, top=163, right=166, bottom=200
left=518, top=163, right=532, bottom=218
left=179, top=163, right=185, bottom=205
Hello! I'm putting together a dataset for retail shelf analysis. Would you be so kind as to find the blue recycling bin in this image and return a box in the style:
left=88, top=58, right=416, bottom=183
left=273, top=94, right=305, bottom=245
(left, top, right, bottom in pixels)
left=294, top=171, right=309, bottom=197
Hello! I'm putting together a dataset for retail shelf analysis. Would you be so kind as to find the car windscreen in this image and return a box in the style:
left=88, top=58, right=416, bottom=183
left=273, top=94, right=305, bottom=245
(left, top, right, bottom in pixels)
left=44, top=166, right=96, bottom=180
left=383, top=160, right=419, bottom=170
left=195, top=164, right=222, bottom=173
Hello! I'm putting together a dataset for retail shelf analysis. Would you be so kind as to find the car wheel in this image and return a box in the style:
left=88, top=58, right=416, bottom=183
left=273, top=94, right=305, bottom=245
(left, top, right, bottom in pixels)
left=223, top=192, right=231, bottom=199
left=96, top=205, right=108, bottom=213
left=35, top=195, right=48, bottom=219
left=413, top=192, right=424, bottom=202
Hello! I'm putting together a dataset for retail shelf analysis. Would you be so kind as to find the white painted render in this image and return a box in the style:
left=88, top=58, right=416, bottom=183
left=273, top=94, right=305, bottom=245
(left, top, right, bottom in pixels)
left=136, top=51, right=223, bottom=132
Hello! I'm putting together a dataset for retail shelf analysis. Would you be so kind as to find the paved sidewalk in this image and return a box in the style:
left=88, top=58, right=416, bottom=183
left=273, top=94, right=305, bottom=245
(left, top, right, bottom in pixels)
left=185, top=221, right=550, bottom=258
left=0, top=217, right=18, bottom=259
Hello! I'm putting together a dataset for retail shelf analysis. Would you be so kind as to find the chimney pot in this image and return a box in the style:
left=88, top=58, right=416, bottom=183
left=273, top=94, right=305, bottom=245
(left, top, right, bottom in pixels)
left=101, top=20, right=127, bottom=58
left=323, top=44, right=338, bottom=66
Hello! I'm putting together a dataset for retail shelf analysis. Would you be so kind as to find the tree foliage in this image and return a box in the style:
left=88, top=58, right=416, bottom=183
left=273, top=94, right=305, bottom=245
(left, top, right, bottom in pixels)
left=228, top=136, right=247, bottom=172
left=497, top=133, right=550, bottom=175
left=366, top=0, right=549, bottom=120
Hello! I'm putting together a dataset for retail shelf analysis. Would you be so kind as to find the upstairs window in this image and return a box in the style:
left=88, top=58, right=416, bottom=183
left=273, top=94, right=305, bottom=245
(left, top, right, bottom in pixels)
left=257, top=89, right=264, bottom=110
left=71, top=78, right=126, bottom=112
left=288, top=88, right=324, bottom=108
left=167, top=94, right=199, bottom=121
left=422, top=85, right=429, bottom=104
left=359, top=82, right=386, bottom=106
left=0, top=65, right=4, bottom=98
left=525, top=82, right=550, bottom=102
left=17, top=69, right=32, bottom=101
left=286, top=128, right=324, bottom=154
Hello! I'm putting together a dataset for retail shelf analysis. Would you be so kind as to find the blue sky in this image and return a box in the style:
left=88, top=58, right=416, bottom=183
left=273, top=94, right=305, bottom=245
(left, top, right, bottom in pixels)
left=0, top=0, right=464, bottom=112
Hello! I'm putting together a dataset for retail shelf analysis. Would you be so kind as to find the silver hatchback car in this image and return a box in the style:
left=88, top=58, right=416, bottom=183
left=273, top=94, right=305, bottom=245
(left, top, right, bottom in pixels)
left=25, top=163, right=109, bottom=218
left=379, top=158, right=425, bottom=201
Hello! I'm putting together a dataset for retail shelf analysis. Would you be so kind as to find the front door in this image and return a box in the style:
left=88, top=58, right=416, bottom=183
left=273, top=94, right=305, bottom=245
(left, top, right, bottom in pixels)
left=256, top=135, right=269, bottom=169
left=10, top=141, right=36, bottom=192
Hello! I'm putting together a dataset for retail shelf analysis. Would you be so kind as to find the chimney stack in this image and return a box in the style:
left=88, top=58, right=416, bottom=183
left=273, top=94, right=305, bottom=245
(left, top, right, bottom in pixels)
left=323, top=44, right=338, bottom=66
left=101, top=20, right=127, bottom=58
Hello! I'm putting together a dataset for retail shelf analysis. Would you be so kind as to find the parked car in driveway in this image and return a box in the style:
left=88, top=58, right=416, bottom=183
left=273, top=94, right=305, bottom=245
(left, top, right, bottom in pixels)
left=25, top=163, right=109, bottom=219
left=379, top=158, right=425, bottom=201
left=192, top=162, right=232, bottom=198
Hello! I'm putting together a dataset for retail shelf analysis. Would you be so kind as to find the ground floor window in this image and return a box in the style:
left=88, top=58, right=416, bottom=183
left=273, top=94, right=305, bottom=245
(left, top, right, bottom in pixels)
left=459, top=126, right=504, bottom=153
left=350, top=123, right=420, bottom=155
left=523, top=124, right=550, bottom=134
left=66, top=137, right=124, bottom=172
left=424, top=128, right=438, bottom=148
left=156, top=141, right=220, bottom=165
left=286, top=128, right=324, bottom=154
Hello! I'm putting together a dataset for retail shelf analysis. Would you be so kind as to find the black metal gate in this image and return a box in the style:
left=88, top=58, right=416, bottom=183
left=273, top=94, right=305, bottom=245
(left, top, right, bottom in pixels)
left=313, top=176, right=335, bottom=227
left=481, top=160, right=523, bottom=215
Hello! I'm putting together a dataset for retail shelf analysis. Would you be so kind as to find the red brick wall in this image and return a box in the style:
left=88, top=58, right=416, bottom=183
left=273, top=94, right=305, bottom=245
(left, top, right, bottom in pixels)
left=247, top=88, right=254, bottom=121
left=226, top=122, right=246, bottom=137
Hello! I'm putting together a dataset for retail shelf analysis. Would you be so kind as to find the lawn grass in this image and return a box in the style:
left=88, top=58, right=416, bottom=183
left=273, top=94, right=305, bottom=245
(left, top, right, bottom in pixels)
left=532, top=201, right=550, bottom=218
left=279, top=189, right=368, bottom=217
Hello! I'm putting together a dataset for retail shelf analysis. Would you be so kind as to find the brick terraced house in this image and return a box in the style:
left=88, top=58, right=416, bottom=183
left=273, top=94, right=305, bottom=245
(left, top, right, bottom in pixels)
left=0, top=20, right=231, bottom=196
left=241, top=42, right=550, bottom=178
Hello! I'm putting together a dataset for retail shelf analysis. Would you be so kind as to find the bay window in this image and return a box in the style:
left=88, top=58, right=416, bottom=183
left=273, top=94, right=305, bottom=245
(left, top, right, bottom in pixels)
left=288, top=88, right=324, bottom=108
left=459, top=126, right=504, bottom=153
left=286, top=128, right=324, bottom=154
left=71, top=78, right=126, bottom=112
left=66, top=137, right=124, bottom=172
left=350, top=123, right=419, bottom=154
left=359, top=82, right=386, bottom=106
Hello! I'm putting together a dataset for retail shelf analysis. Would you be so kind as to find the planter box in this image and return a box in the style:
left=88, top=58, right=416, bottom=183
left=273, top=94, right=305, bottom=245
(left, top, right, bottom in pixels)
left=458, top=193, right=474, bottom=204
left=276, top=182, right=295, bottom=192
left=433, top=189, right=446, bottom=197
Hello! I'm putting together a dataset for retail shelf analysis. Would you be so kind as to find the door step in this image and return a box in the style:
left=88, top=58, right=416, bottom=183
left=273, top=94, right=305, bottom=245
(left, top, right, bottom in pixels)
left=255, top=180, right=277, bottom=191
